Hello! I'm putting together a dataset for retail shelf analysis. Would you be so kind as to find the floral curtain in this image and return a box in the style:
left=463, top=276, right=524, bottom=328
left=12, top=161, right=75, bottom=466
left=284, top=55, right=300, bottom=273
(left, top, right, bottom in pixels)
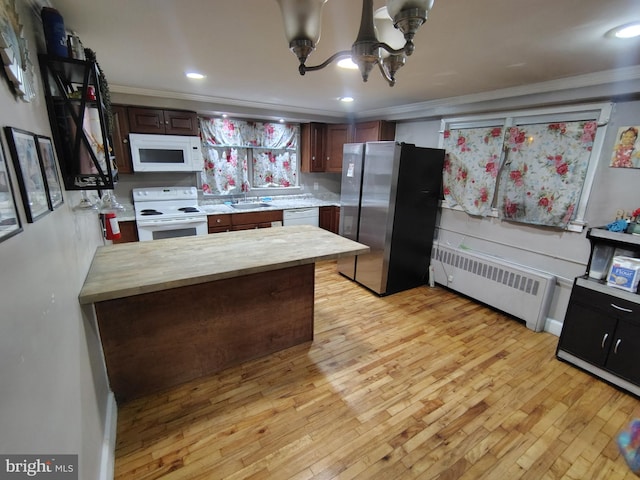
left=497, top=121, right=598, bottom=228
left=442, top=126, right=505, bottom=216
left=252, top=149, right=297, bottom=188
left=201, top=147, right=249, bottom=195
left=199, top=117, right=298, bottom=195
left=199, top=118, right=297, bottom=148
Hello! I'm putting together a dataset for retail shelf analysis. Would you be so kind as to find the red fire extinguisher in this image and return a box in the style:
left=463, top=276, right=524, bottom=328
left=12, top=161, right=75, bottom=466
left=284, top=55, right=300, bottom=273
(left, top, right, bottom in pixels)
left=104, top=212, right=121, bottom=240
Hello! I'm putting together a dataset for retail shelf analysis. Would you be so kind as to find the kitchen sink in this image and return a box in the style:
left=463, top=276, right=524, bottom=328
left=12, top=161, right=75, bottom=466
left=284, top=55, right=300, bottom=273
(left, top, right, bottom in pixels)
left=230, top=202, right=272, bottom=210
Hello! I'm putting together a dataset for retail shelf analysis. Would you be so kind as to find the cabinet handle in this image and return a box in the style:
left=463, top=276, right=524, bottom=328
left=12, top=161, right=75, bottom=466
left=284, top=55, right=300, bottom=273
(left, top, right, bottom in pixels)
left=601, top=333, right=608, bottom=349
left=614, top=338, right=622, bottom=354
left=123, top=138, right=128, bottom=144
left=611, top=303, right=633, bottom=313
left=216, top=218, right=221, bottom=223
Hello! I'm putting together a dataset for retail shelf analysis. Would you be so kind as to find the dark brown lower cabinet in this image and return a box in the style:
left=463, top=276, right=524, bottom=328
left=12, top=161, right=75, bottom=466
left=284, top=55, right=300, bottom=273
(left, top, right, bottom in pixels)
left=557, top=279, right=640, bottom=395
left=319, top=206, right=340, bottom=234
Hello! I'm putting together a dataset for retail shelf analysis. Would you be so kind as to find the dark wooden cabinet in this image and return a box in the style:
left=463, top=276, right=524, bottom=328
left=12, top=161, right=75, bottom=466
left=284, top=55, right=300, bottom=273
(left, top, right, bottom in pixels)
left=128, top=107, right=198, bottom=135
left=300, top=122, right=326, bottom=173
left=112, top=220, right=138, bottom=243
left=208, top=214, right=232, bottom=234
left=352, top=120, right=396, bottom=144
left=111, top=105, right=133, bottom=174
left=556, top=227, right=640, bottom=395
left=231, top=210, right=283, bottom=230
left=319, top=206, right=340, bottom=234
left=301, top=121, right=395, bottom=173
left=325, top=124, right=351, bottom=173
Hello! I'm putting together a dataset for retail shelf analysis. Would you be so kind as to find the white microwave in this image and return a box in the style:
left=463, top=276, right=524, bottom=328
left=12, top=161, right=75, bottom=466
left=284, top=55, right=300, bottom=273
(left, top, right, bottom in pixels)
left=129, top=133, right=203, bottom=172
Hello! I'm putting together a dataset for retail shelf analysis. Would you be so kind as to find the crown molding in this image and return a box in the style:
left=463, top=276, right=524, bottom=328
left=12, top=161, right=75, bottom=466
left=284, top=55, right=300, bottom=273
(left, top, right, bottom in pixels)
left=110, top=65, right=640, bottom=123
left=358, top=65, right=640, bottom=121
left=108, top=85, right=347, bottom=122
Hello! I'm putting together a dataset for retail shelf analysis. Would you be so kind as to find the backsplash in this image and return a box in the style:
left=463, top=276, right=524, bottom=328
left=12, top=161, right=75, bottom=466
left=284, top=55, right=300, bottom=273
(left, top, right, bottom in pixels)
left=114, top=171, right=341, bottom=205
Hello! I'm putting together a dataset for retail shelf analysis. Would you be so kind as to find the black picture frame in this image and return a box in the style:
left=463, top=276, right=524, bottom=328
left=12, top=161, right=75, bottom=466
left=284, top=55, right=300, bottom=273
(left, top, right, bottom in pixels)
left=35, top=135, right=64, bottom=209
left=0, top=137, right=22, bottom=242
left=4, top=126, right=51, bottom=222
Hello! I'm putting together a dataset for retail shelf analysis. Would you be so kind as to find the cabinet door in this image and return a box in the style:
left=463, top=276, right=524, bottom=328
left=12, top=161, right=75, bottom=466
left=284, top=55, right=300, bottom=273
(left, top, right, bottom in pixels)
left=300, top=123, right=326, bottom=172
left=605, top=319, right=640, bottom=385
left=112, top=221, right=139, bottom=243
left=352, top=121, right=396, bottom=143
left=558, top=300, right=616, bottom=366
left=326, top=124, right=351, bottom=173
left=111, top=105, right=133, bottom=174
left=163, top=110, right=198, bottom=136
left=128, top=107, right=166, bottom=134
left=319, top=206, right=340, bottom=234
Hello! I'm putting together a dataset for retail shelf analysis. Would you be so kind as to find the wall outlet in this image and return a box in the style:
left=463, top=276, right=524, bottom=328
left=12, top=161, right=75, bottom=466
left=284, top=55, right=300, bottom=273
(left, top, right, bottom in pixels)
left=313, top=182, right=319, bottom=191
left=448, top=274, right=454, bottom=283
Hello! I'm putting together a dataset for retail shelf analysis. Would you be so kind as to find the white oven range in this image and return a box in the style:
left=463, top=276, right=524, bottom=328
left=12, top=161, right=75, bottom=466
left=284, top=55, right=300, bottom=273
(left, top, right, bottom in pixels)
left=133, top=186, right=207, bottom=241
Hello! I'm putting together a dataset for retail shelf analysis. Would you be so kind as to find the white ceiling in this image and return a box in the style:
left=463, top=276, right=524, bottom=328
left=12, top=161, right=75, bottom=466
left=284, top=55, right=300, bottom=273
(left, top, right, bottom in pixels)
left=48, top=0, right=640, bottom=122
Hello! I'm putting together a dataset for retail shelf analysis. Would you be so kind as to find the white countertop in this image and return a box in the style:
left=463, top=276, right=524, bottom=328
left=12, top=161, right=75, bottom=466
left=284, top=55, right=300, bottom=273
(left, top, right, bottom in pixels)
left=116, top=195, right=340, bottom=221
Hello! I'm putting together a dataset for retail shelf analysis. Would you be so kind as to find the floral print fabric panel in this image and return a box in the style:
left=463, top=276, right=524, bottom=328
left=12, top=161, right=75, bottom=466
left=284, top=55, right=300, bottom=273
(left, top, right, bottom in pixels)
left=255, top=123, right=298, bottom=149
left=200, top=117, right=244, bottom=146
left=497, top=121, right=597, bottom=228
left=199, top=117, right=298, bottom=149
left=201, top=147, right=249, bottom=195
left=442, top=126, right=504, bottom=216
left=252, top=149, right=297, bottom=188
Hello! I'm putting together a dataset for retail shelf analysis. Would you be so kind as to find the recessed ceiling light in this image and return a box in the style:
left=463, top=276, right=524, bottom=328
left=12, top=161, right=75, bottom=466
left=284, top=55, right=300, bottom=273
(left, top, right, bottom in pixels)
left=339, top=96, right=354, bottom=103
left=279, top=118, right=285, bottom=123
left=610, top=22, right=640, bottom=38
left=337, top=58, right=359, bottom=70
left=185, top=72, right=206, bottom=79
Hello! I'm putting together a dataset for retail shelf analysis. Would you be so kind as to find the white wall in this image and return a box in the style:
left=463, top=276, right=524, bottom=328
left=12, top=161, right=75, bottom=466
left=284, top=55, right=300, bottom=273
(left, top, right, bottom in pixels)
left=0, top=3, right=112, bottom=478
left=395, top=100, right=640, bottom=333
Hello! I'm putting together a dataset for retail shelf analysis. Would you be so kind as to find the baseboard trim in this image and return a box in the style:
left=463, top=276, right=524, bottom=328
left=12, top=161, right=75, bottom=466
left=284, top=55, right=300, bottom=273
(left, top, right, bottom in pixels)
left=544, top=317, right=562, bottom=337
left=99, top=392, right=117, bottom=480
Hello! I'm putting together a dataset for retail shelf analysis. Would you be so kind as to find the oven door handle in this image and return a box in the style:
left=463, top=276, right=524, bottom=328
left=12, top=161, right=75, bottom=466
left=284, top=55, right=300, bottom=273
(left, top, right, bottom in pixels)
left=137, top=218, right=206, bottom=228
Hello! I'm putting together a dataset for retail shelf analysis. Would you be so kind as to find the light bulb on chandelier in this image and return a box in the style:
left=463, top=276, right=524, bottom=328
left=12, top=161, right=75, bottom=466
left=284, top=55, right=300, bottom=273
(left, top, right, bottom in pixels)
left=275, top=0, right=434, bottom=86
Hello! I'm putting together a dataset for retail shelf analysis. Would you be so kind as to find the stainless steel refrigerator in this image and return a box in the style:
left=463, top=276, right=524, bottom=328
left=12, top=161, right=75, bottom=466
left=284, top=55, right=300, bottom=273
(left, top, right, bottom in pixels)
left=337, top=141, right=445, bottom=295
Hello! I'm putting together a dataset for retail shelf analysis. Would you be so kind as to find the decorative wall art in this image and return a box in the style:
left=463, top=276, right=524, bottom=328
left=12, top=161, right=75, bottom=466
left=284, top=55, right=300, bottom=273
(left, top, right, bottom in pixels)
left=610, top=126, right=640, bottom=168
left=4, top=127, right=50, bottom=222
left=0, top=138, right=22, bottom=242
left=36, top=135, right=63, bottom=208
left=0, top=0, right=36, bottom=102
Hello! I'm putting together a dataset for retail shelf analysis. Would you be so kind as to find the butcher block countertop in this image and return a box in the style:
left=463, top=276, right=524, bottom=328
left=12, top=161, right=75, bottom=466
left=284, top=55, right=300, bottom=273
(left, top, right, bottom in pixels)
left=79, top=225, right=368, bottom=304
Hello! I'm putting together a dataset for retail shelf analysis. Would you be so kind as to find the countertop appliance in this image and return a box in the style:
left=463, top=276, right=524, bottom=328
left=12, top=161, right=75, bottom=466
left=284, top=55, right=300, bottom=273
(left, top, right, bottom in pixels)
left=133, top=186, right=207, bottom=241
left=129, top=134, right=203, bottom=172
left=337, top=141, right=445, bottom=295
left=283, top=207, right=319, bottom=227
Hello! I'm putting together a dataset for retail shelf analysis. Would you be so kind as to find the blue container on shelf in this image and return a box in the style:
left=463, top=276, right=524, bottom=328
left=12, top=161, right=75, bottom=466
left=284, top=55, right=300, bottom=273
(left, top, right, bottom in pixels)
left=41, top=7, right=68, bottom=57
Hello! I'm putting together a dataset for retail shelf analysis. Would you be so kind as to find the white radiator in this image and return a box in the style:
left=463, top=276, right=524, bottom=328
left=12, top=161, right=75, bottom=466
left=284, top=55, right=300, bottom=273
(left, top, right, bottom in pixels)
left=430, top=244, right=555, bottom=332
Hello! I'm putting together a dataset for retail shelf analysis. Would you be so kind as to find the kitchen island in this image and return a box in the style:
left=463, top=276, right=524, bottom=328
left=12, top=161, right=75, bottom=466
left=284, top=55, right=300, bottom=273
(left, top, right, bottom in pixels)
left=80, top=225, right=368, bottom=402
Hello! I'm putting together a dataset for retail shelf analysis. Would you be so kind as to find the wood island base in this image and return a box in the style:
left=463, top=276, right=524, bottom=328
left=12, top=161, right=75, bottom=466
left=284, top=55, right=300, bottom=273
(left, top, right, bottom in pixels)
left=95, top=264, right=314, bottom=403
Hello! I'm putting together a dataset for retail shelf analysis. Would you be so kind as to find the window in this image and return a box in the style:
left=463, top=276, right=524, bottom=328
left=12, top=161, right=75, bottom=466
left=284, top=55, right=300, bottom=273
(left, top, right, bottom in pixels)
left=439, top=103, right=612, bottom=231
left=199, top=117, right=299, bottom=195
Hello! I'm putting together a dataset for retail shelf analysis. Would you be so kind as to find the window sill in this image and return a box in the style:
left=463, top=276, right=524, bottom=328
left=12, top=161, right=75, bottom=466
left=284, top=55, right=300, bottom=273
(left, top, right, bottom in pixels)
left=439, top=200, right=585, bottom=233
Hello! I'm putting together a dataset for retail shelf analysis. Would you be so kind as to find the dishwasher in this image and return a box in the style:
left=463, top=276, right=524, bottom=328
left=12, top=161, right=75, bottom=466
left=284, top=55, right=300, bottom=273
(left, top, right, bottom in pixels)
left=283, top=207, right=320, bottom=227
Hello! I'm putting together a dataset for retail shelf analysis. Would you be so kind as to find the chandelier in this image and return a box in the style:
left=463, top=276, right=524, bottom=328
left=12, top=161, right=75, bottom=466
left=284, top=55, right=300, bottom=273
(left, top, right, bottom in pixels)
left=275, top=0, right=434, bottom=86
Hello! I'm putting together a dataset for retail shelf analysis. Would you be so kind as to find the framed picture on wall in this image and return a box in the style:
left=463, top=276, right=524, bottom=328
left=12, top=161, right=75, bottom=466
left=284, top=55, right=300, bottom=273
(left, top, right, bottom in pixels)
left=35, top=135, right=63, bottom=209
left=4, top=127, right=51, bottom=222
left=0, top=138, right=22, bottom=242
left=610, top=126, right=640, bottom=168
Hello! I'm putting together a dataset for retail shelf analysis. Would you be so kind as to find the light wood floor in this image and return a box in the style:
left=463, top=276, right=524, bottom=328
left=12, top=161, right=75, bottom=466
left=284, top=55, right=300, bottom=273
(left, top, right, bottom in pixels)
left=114, top=261, right=639, bottom=479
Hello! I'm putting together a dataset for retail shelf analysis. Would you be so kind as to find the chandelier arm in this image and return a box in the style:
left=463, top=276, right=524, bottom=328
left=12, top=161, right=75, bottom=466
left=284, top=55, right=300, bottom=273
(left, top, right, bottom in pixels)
left=377, top=60, right=396, bottom=87
left=300, top=50, right=352, bottom=74
left=377, top=41, right=414, bottom=57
